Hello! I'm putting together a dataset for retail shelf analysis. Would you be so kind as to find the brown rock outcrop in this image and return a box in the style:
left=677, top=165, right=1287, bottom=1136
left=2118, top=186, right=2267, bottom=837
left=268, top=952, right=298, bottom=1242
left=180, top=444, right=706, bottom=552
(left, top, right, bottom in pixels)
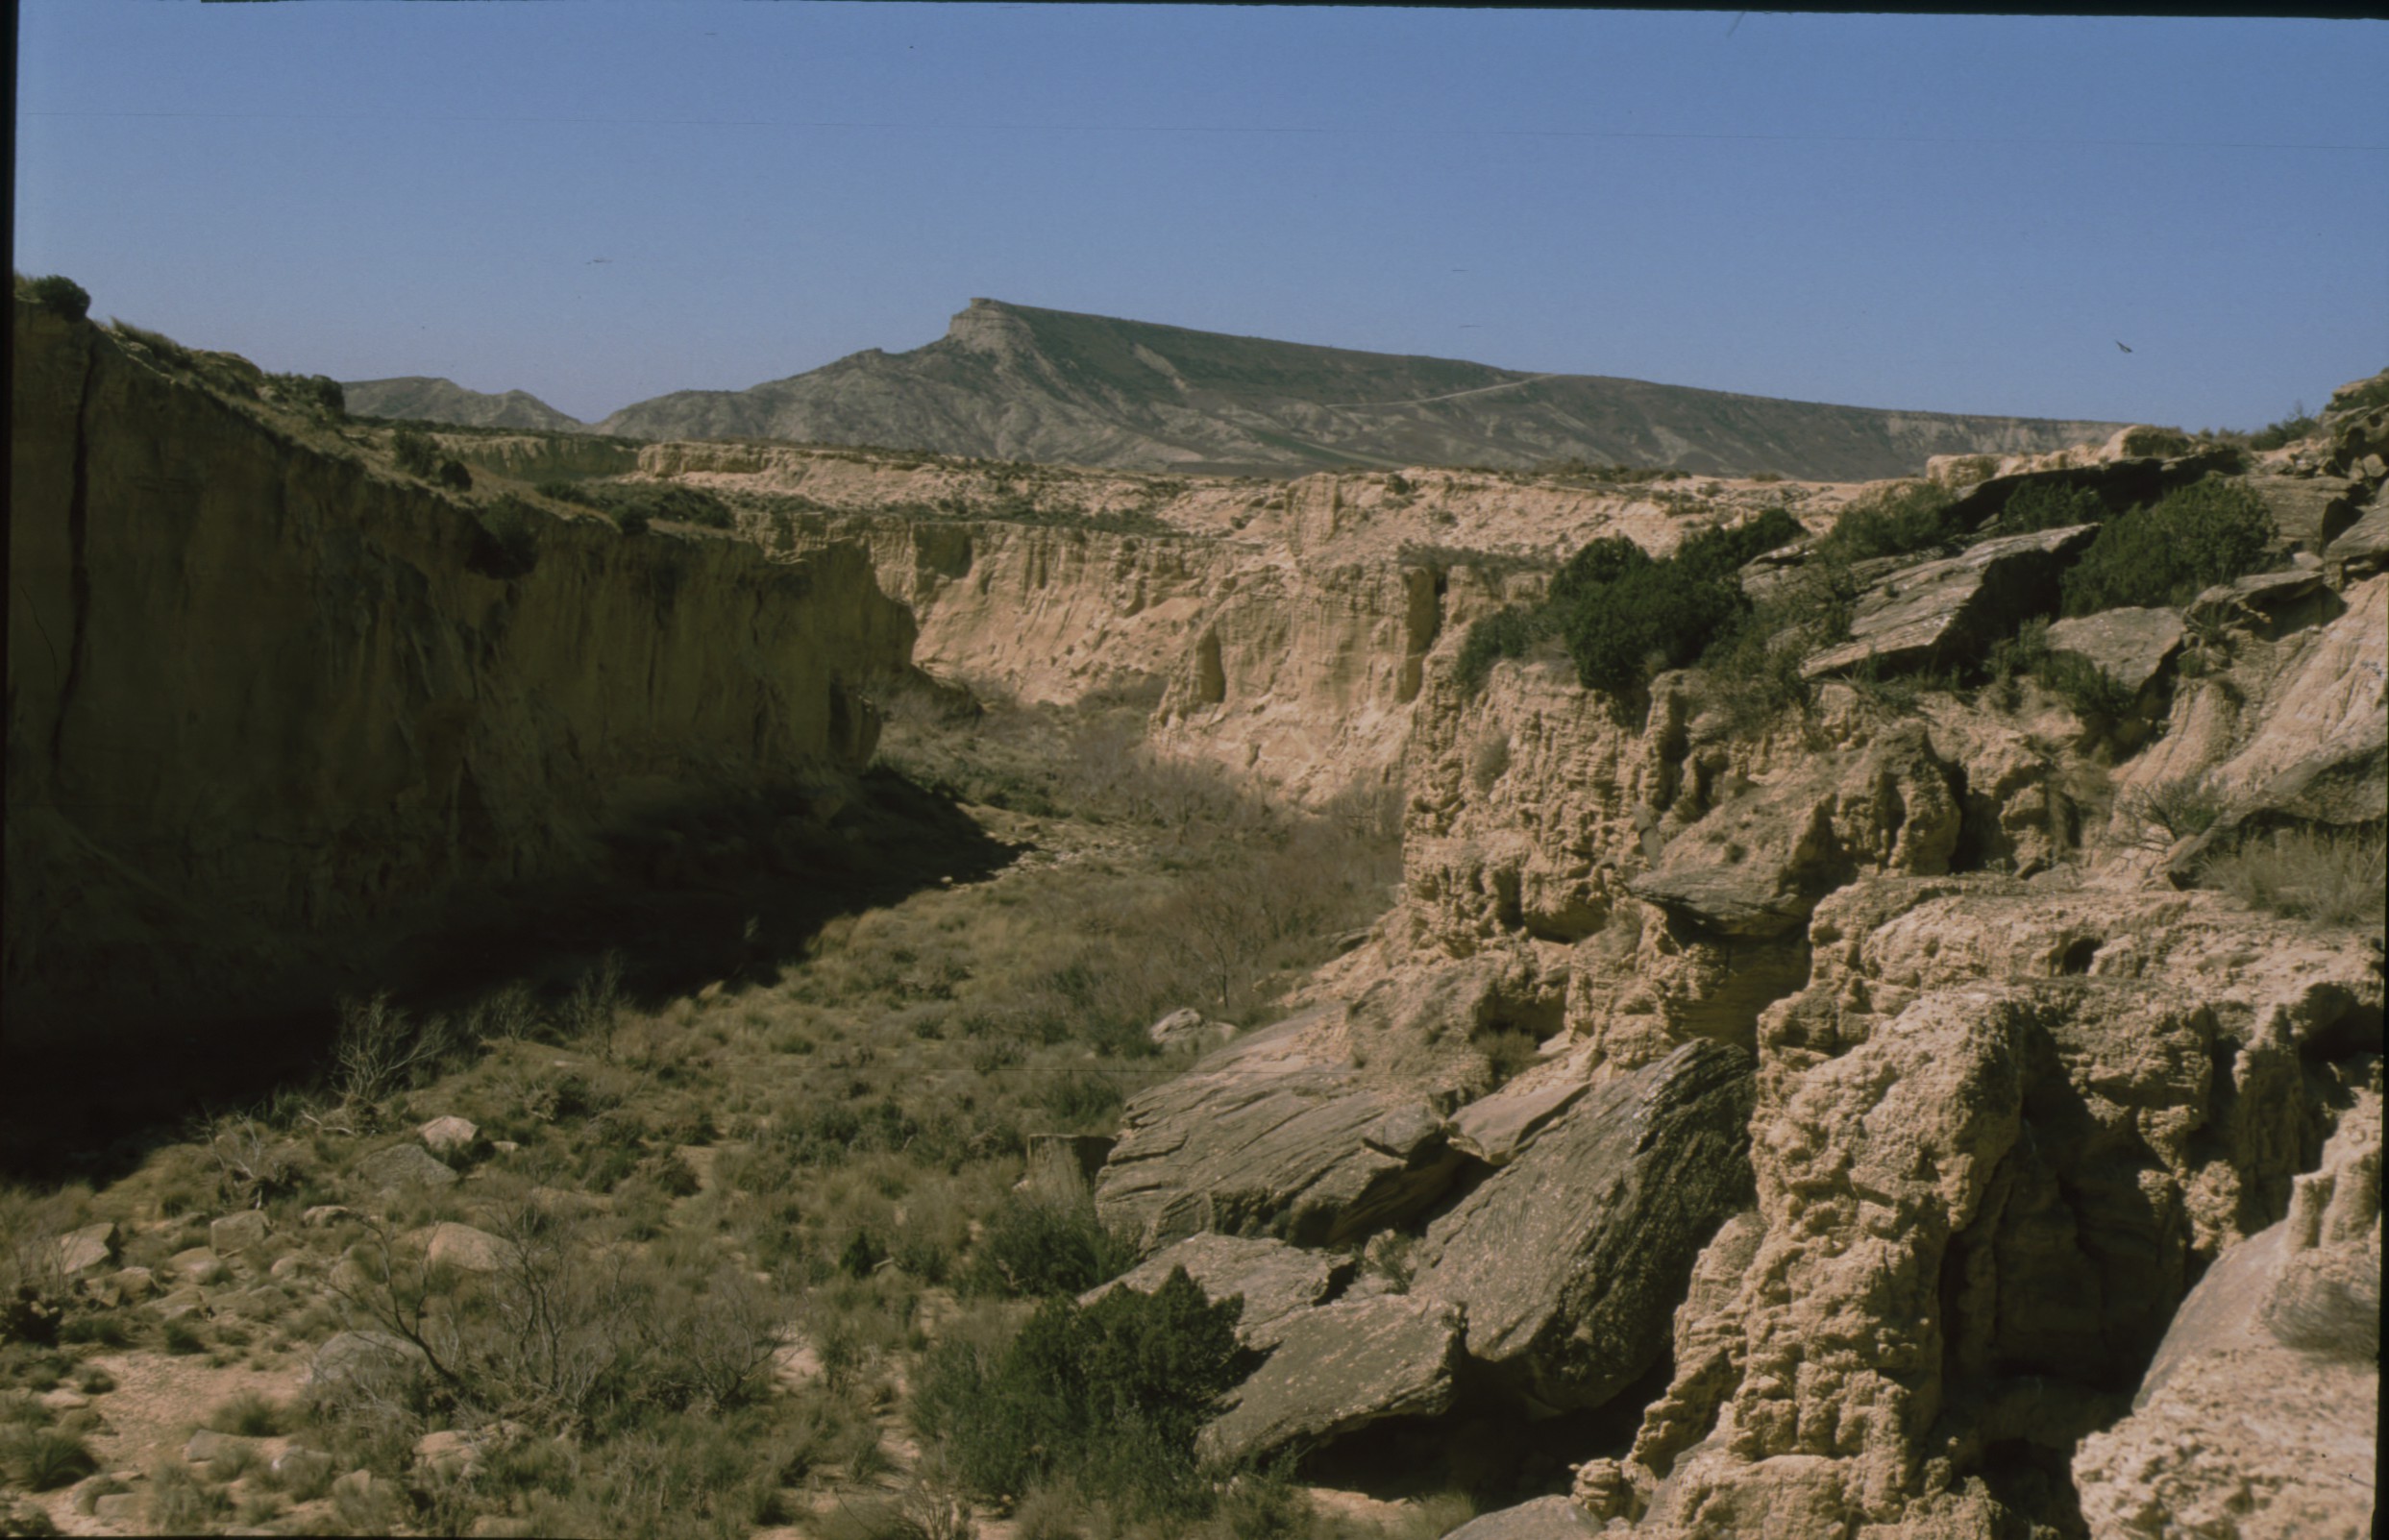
left=1195, top=1294, right=1465, bottom=1465
left=1412, top=1039, right=1756, bottom=1414
left=1801, top=524, right=2099, bottom=680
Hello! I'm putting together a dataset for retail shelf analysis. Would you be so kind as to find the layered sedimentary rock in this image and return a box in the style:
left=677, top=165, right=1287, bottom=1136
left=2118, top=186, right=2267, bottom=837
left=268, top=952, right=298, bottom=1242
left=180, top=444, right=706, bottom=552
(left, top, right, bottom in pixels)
left=8, top=301, right=913, bottom=1040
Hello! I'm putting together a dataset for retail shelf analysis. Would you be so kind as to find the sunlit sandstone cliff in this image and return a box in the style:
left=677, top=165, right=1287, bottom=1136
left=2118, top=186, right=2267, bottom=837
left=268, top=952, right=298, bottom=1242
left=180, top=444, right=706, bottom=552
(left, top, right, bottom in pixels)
left=6, top=300, right=914, bottom=1045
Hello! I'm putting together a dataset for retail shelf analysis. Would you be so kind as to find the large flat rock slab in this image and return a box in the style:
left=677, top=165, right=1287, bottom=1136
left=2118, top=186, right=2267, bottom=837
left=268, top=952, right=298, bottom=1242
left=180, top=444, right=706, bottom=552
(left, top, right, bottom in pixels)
left=1093, top=1011, right=1461, bottom=1252
left=1413, top=1039, right=1757, bottom=1414
left=1803, top=524, right=2098, bottom=680
left=1440, top=1496, right=1602, bottom=1540
left=1195, top=1295, right=1464, bottom=1465
left=2044, top=606, right=2183, bottom=696
left=1079, top=1234, right=1351, bottom=1349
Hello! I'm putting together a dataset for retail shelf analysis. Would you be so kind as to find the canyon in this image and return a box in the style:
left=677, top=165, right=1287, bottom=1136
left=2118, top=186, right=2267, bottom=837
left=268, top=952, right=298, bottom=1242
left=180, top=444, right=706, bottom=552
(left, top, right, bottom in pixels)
left=7, top=281, right=2382, bottom=1539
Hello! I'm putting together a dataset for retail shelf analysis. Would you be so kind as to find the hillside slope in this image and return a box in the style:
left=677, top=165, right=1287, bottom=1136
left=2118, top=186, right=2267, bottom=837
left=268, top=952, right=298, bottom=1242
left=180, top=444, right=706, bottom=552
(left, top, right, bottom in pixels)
left=596, top=299, right=2124, bottom=481
left=344, top=374, right=587, bottom=431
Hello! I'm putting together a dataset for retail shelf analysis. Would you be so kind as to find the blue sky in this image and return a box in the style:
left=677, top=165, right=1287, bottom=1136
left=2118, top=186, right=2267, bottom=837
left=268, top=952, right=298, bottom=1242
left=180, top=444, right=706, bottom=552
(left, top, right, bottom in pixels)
left=15, top=5, right=2387, bottom=432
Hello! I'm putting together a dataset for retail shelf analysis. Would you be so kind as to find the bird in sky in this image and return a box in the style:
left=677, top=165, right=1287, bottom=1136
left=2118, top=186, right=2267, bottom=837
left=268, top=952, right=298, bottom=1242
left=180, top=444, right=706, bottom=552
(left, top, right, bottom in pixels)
left=2116, top=340, right=2132, bottom=353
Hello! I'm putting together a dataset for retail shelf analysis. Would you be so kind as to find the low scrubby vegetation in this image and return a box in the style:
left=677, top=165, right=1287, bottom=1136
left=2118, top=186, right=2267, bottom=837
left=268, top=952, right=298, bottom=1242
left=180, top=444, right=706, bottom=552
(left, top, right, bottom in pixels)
left=0, top=694, right=1416, bottom=1539
left=1454, top=508, right=1804, bottom=709
left=538, top=477, right=736, bottom=532
left=2200, top=823, right=2386, bottom=926
left=2058, top=477, right=2276, bottom=615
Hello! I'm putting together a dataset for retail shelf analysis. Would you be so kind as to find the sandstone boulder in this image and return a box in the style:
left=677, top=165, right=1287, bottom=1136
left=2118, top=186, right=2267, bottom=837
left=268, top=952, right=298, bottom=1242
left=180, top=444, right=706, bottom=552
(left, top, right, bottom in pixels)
left=209, top=1210, right=270, bottom=1256
left=1439, top=1496, right=1600, bottom=1540
left=2244, top=473, right=2364, bottom=552
left=53, top=1221, right=115, bottom=1277
left=2043, top=605, right=2183, bottom=697
left=2183, top=565, right=2341, bottom=640
left=417, top=1116, right=480, bottom=1156
left=1445, top=1073, right=1589, bottom=1167
left=424, top=1222, right=509, bottom=1275
left=1080, top=1234, right=1351, bottom=1350
left=1412, top=1039, right=1756, bottom=1414
left=1802, top=524, right=2099, bottom=680
left=2321, top=503, right=2386, bottom=581
left=358, top=1142, right=460, bottom=1193
left=308, top=1329, right=429, bottom=1389
left=1147, top=1007, right=1226, bottom=1049
left=1194, top=1295, right=1463, bottom=1465
left=1094, top=1011, right=1459, bottom=1252
left=1630, top=724, right=1958, bottom=940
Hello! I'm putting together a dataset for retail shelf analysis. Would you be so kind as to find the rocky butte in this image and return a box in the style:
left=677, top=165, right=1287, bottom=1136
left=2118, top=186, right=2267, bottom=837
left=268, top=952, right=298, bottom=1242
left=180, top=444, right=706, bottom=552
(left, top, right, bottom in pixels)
left=7, top=275, right=2382, bottom=1539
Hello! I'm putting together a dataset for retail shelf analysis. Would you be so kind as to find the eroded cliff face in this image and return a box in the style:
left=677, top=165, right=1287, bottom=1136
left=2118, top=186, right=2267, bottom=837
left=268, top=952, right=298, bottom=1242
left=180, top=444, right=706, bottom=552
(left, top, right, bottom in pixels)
left=6, top=303, right=914, bottom=1043
left=648, top=440, right=1839, bottom=804
left=1062, top=403, right=2383, bottom=1537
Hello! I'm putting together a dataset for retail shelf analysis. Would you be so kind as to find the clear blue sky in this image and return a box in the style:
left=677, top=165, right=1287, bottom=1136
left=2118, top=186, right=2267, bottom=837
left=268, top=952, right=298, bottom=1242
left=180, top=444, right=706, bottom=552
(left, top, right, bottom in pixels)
left=15, top=4, right=2387, bottom=432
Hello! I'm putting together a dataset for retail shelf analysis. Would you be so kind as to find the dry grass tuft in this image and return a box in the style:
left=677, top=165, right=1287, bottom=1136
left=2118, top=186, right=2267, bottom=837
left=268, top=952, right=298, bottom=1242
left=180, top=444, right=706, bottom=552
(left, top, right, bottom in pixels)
left=2201, top=824, right=2386, bottom=927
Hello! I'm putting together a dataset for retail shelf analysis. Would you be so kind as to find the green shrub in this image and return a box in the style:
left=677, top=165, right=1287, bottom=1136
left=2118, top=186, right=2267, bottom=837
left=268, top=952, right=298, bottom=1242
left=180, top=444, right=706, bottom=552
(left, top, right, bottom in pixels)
left=391, top=428, right=439, bottom=477
left=21, top=275, right=89, bottom=323
left=1816, top=480, right=1959, bottom=561
left=205, top=1389, right=286, bottom=1437
left=267, top=372, right=346, bottom=419
left=1996, top=480, right=2107, bottom=536
left=1454, top=510, right=1801, bottom=709
left=2060, top=477, right=2274, bottom=615
left=0, top=1425, right=95, bottom=1490
left=2245, top=405, right=2319, bottom=451
left=435, top=458, right=474, bottom=492
left=109, top=320, right=193, bottom=371
left=1036, top=1069, right=1122, bottom=1129
left=469, top=499, right=542, bottom=581
left=913, top=1269, right=1244, bottom=1511
left=962, top=1196, right=1134, bottom=1299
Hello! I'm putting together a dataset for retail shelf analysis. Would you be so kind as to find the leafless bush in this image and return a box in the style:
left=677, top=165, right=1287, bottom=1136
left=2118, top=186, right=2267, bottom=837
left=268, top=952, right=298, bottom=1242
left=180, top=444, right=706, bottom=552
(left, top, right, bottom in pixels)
left=563, top=953, right=628, bottom=1062
left=204, top=1115, right=301, bottom=1210
left=2115, top=779, right=2229, bottom=851
left=332, top=993, right=456, bottom=1106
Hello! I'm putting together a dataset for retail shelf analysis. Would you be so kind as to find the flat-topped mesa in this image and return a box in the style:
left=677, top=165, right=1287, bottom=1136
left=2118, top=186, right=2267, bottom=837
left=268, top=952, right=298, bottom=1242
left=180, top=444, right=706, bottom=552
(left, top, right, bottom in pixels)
left=7, top=296, right=915, bottom=1045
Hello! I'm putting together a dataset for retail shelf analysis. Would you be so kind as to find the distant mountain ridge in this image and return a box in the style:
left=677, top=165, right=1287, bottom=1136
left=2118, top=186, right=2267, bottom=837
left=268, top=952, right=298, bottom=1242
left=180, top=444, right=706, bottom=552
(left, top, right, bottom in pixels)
left=592, top=300, right=2126, bottom=481
left=348, top=303, right=2130, bottom=481
left=343, top=376, right=586, bottom=432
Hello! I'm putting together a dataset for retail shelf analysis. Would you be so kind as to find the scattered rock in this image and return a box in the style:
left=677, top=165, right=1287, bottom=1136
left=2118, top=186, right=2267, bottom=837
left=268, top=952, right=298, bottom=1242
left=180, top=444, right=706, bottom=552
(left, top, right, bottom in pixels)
left=301, top=1204, right=356, bottom=1228
left=2321, top=504, right=2387, bottom=581
left=424, top=1222, right=509, bottom=1274
left=1095, top=1009, right=1461, bottom=1252
left=1413, top=1039, right=1756, bottom=1413
left=1080, top=1234, right=1352, bottom=1350
left=2183, top=565, right=2342, bottom=639
left=2044, top=605, right=2184, bottom=697
left=1147, top=1007, right=1233, bottom=1049
left=166, top=1245, right=223, bottom=1283
left=53, top=1221, right=116, bottom=1277
left=270, top=1446, right=333, bottom=1486
left=308, top=1330, right=430, bottom=1389
left=217, top=1285, right=288, bottom=1320
left=330, top=1469, right=381, bottom=1504
left=184, top=1429, right=255, bottom=1465
left=2244, top=473, right=2364, bottom=552
left=150, top=1284, right=209, bottom=1322
left=1195, top=1294, right=1464, bottom=1465
left=1802, top=524, right=2099, bottom=680
left=1440, top=1495, right=1601, bottom=1540
left=1446, top=1073, right=1589, bottom=1167
left=267, top=1254, right=311, bottom=1282
left=106, top=1265, right=154, bottom=1303
left=417, top=1115, right=480, bottom=1156
left=93, top=1492, right=145, bottom=1524
left=209, top=1210, right=270, bottom=1256
left=38, top=1388, right=88, bottom=1412
left=358, top=1141, right=460, bottom=1193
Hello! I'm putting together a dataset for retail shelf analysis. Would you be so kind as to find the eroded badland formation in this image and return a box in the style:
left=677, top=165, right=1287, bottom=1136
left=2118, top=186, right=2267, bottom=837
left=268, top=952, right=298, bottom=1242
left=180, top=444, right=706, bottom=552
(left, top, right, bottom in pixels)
left=5, top=280, right=2381, bottom=1540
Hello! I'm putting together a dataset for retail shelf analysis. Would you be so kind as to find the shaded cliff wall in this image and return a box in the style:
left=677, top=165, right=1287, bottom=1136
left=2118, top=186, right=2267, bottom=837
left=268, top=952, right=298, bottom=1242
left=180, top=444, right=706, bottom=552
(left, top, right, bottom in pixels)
left=6, top=303, right=916, bottom=1042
